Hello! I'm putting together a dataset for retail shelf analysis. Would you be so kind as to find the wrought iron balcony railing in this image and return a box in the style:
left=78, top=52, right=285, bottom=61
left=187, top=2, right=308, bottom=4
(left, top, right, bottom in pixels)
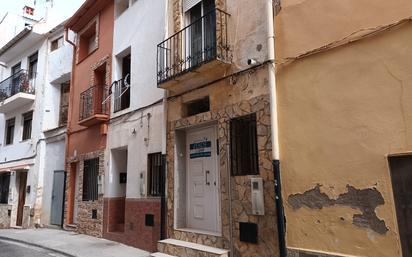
left=79, top=85, right=109, bottom=122
left=111, top=74, right=130, bottom=113
left=0, top=70, right=35, bottom=101
left=157, top=8, right=230, bottom=84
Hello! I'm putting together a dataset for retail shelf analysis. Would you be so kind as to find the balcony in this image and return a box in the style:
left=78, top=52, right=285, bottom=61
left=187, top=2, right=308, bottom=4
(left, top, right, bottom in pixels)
left=157, top=8, right=231, bottom=94
left=112, top=75, right=130, bottom=113
left=0, top=70, right=35, bottom=113
left=79, top=85, right=109, bottom=127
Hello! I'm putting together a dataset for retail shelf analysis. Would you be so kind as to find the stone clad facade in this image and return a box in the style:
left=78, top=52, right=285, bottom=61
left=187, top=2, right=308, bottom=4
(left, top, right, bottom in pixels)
left=0, top=205, right=11, bottom=229
left=63, top=0, right=114, bottom=238
left=75, top=151, right=105, bottom=237
left=164, top=66, right=278, bottom=257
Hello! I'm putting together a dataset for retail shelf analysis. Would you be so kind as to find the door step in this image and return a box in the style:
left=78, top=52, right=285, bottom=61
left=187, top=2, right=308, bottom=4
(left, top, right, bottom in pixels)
left=10, top=226, right=23, bottom=229
left=157, top=239, right=229, bottom=257
left=63, top=224, right=77, bottom=231
left=150, top=253, right=176, bottom=257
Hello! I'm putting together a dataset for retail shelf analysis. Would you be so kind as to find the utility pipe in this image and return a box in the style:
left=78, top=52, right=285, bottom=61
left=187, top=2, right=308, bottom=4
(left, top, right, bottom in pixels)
left=267, top=1, right=286, bottom=257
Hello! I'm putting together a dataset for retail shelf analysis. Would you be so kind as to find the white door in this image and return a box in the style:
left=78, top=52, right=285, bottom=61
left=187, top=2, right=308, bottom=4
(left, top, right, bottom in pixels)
left=186, top=126, right=219, bottom=233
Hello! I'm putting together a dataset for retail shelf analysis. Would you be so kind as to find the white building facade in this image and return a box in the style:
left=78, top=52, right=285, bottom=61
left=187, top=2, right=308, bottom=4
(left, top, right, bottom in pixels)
left=0, top=20, right=73, bottom=228
left=103, top=0, right=167, bottom=252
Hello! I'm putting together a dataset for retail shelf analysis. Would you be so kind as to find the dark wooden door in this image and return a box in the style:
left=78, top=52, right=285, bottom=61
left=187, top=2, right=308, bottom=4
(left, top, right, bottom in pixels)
left=16, top=172, right=27, bottom=227
left=388, top=155, right=412, bottom=257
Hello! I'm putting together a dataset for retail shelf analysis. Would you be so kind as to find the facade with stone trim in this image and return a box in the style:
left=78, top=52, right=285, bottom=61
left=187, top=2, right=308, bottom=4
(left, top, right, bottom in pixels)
left=153, top=0, right=280, bottom=256
left=63, top=0, right=114, bottom=237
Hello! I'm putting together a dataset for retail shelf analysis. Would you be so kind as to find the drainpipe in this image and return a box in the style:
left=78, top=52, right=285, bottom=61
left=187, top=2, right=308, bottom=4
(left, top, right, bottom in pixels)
left=63, top=27, right=77, bottom=227
left=64, top=28, right=76, bottom=47
left=160, top=0, right=169, bottom=240
left=267, top=1, right=286, bottom=257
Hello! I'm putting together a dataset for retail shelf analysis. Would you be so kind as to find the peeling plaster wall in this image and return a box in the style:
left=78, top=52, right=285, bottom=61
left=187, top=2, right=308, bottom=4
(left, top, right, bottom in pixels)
left=275, top=0, right=412, bottom=63
left=276, top=22, right=412, bottom=257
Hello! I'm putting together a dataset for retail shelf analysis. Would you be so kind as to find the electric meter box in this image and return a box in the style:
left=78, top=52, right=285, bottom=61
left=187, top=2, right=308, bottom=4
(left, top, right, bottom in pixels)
left=251, top=177, right=264, bottom=215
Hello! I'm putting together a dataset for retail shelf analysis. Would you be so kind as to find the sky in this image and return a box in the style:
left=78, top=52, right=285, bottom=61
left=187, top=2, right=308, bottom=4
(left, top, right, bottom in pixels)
left=0, top=0, right=85, bottom=19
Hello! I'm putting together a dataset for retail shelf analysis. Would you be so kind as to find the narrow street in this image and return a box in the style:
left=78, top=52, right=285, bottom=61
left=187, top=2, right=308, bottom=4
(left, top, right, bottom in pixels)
left=0, top=239, right=67, bottom=257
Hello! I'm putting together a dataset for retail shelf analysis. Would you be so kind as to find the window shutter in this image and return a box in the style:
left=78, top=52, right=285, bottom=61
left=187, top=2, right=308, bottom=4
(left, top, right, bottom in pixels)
left=183, top=0, right=202, bottom=13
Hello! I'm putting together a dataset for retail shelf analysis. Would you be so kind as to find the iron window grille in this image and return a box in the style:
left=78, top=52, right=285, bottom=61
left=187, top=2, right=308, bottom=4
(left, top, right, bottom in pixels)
left=22, top=111, right=33, bottom=141
left=83, top=158, right=99, bottom=201
left=156, top=8, right=230, bottom=84
left=5, top=118, right=15, bottom=145
left=147, top=152, right=164, bottom=197
left=230, top=113, right=259, bottom=176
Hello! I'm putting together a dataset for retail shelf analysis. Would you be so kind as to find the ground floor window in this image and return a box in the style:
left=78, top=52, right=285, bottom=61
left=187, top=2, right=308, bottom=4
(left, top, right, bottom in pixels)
left=0, top=173, right=10, bottom=204
left=148, top=152, right=163, bottom=197
left=230, top=113, right=259, bottom=176
left=83, top=158, right=99, bottom=201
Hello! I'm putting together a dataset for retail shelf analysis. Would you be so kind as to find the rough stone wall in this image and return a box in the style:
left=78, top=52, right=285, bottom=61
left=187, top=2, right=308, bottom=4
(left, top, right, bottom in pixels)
left=0, top=204, right=11, bottom=229
left=64, top=150, right=105, bottom=237
left=76, top=150, right=105, bottom=237
left=22, top=206, right=33, bottom=229
left=166, top=66, right=278, bottom=257
left=172, top=0, right=226, bottom=33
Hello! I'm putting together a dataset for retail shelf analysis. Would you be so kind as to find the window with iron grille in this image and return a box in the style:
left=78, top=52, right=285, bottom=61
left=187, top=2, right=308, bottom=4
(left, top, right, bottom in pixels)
left=22, top=111, right=33, bottom=141
left=147, top=153, right=163, bottom=197
left=83, top=158, right=99, bottom=201
left=230, top=113, right=259, bottom=176
left=5, top=118, right=15, bottom=145
left=0, top=173, right=10, bottom=204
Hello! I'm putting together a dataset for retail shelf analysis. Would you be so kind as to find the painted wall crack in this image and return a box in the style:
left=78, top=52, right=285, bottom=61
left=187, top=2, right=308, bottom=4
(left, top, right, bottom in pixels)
left=288, top=184, right=389, bottom=234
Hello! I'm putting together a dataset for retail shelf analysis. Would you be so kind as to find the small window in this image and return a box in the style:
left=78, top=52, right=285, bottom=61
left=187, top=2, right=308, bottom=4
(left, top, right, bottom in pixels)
left=78, top=21, right=97, bottom=61
left=0, top=173, right=10, bottom=204
left=230, top=113, right=259, bottom=176
left=5, top=118, right=15, bottom=145
left=22, top=111, right=33, bottom=141
left=147, top=153, right=163, bottom=197
left=83, top=158, right=99, bottom=201
left=183, top=96, right=210, bottom=117
left=51, top=36, right=64, bottom=52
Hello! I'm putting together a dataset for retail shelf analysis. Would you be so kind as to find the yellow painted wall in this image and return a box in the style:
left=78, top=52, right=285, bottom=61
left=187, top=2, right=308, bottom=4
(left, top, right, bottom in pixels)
left=275, top=0, right=412, bottom=63
left=277, top=21, right=412, bottom=257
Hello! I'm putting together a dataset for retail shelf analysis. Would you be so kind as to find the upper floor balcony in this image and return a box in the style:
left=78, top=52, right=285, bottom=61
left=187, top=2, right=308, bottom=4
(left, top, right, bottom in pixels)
left=157, top=8, right=231, bottom=94
left=79, top=85, right=109, bottom=127
left=0, top=70, right=35, bottom=113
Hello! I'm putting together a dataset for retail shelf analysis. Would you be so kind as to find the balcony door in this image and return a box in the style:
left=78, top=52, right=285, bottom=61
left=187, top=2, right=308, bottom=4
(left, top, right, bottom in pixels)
left=27, top=53, right=38, bottom=93
left=11, top=63, right=21, bottom=96
left=186, top=0, right=216, bottom=68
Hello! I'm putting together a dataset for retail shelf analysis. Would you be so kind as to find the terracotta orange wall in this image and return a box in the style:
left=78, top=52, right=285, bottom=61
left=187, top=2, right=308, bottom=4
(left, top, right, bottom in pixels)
left=67, top=2, right=114, bottom=157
